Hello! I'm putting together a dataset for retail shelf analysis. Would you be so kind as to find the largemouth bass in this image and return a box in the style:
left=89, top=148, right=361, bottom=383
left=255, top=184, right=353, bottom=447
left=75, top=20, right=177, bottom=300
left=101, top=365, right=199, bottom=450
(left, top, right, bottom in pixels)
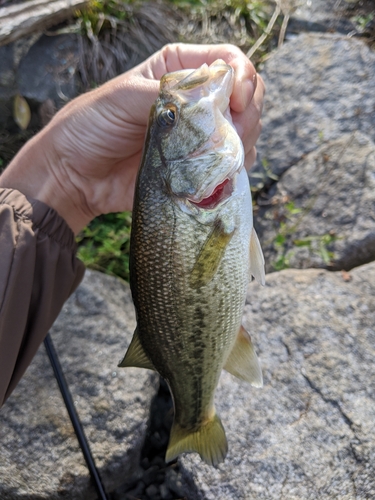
left=119, top=60, right=265, bottom=466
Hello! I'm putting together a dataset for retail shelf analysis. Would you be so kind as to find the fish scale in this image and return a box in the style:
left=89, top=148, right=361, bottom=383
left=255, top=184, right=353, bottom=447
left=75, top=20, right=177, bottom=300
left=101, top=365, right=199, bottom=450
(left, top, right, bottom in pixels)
left=119, top=60, right=265, bottom=466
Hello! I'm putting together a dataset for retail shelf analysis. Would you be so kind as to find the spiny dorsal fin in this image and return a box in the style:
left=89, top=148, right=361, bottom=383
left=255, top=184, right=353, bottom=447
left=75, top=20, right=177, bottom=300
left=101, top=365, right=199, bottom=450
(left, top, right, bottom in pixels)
left=166, top=412, right=228, bottom=466
left=189, top=220, right=234, bottom=289
left=224, top=325, right=263, bottom=387
left=118, top=327, right=155, bottom=370
left=250, top=227, right=265, bottom=285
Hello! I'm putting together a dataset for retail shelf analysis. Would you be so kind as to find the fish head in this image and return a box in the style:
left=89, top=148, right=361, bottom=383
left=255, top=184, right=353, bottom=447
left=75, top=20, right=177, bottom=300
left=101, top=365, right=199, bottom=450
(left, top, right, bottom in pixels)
left=148, top=60, right=245, bottom=215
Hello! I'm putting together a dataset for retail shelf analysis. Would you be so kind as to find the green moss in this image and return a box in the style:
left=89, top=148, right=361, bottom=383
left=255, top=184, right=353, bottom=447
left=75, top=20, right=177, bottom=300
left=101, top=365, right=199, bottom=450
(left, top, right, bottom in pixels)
left=270, top=202, right=338, bottom=271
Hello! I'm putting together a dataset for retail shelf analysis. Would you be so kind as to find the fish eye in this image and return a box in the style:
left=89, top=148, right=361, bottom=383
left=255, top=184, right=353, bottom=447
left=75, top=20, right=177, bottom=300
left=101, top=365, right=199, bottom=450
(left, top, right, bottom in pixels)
left=157, top=106, right=176, bottom=127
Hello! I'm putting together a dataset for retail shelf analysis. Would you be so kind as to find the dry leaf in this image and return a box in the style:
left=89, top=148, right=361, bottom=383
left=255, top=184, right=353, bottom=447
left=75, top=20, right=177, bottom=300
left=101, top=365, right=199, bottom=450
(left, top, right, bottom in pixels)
left=13, top=94, right=31, bottom=131
left=341, top=270, right=352, bottom=282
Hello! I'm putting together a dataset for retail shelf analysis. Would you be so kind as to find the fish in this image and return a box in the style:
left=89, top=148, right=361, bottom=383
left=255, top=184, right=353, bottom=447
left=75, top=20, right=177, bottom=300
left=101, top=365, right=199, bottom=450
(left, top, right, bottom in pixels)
left=119, top=59, right=265, bottom=466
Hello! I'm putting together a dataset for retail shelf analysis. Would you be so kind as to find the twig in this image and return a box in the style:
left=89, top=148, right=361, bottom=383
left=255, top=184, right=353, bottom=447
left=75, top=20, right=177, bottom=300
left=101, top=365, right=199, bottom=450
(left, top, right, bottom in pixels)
left=278, top=10, right=290, bottom=46
left=247, top=3, right=281, bottom=59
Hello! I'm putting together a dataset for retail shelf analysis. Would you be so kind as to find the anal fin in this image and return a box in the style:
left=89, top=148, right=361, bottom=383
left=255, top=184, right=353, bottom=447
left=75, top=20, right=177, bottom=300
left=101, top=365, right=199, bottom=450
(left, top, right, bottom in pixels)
left=224, top=325, right=263, bottom=387
left=118, top=327, right=155, bottom=370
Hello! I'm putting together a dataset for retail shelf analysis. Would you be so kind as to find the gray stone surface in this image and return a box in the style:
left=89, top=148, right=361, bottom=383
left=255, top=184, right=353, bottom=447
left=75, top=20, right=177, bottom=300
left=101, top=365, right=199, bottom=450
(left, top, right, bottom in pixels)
left=0, top=43, right=16, bottom=129
left=17, top=33, right=80, bottom=106
left=0, top=270, right=157, bottom=499
left=0, top=33, right=80, bottom=134
left=180, top=262, right=375, bottom=499
left=288, top=0, right=356, bottom=35
left=0, top=43, right=15, bottom=95
left=251, top=33, right=375, bottom=186
left=254, top=131, right=375, bottom=273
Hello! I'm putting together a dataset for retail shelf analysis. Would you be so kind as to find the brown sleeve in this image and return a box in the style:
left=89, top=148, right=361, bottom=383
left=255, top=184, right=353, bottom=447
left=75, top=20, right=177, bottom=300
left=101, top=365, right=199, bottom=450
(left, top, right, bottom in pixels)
left=0, top=188, right=85, bottom=406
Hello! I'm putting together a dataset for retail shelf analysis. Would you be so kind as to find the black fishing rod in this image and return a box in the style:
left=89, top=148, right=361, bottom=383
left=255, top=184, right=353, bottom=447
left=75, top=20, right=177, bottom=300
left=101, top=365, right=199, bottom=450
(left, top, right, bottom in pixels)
left=44, top=333, right=108, bottom=500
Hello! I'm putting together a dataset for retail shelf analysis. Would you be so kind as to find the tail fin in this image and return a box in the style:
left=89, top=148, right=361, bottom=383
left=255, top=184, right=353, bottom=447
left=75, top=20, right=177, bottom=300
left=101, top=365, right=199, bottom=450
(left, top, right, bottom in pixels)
left=165, top=414, right=228, bottom=466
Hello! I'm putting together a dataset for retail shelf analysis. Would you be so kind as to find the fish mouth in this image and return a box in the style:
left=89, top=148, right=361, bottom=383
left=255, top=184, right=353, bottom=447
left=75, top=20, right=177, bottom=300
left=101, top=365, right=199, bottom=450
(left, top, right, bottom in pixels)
left=188, top=176, right=235, bottom=210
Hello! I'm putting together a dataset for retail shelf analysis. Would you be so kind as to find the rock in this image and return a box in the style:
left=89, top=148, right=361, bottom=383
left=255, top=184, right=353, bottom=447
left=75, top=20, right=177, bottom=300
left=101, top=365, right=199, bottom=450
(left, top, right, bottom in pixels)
left=254, top=131, right=375, bottom=273
left=17, top=33, right=81, bottom=108
left=287, top=0, right=356, bottom=35
left=179, top=262, right=375, bottom=499
left=165, top=467, right=186, bottom=498
left=145, top=483, right=159, bottom=498
left=0, top=33, right=80, bottom=135
left=0, top=35, right=43, bottom=134
left=250, top=33, right=375, bottom=187
left=0, top=44, right=15, bottom=90
left=0, top=270, right=157, bottom=499
left=160, top=482, right=173, bottom=500
left=0, top=43, right=16, bottom=129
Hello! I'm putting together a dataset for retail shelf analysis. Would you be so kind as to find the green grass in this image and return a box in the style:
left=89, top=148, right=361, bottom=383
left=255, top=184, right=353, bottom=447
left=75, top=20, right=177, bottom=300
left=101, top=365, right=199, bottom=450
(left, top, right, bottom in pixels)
left=76, top=212, right=132, bottom=281
left=77, top=0, right=133, bottom=34
left=270, top=202, right=337, bottom=271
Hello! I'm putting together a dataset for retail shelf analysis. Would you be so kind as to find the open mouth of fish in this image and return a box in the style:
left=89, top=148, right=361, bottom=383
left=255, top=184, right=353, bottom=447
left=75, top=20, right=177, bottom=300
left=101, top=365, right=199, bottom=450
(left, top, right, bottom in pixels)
left=188, top=175, right=235, bottom=210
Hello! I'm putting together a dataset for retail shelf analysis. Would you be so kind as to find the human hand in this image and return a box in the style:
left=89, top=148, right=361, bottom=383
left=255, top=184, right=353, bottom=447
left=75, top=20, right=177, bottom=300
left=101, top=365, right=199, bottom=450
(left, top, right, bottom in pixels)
left=0, top=43, right=264, bottom=234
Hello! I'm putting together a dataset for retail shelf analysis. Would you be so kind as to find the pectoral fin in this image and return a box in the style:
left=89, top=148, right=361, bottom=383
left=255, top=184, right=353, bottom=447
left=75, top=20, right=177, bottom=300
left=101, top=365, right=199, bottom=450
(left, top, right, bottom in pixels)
left=189, top=220, right=234, bottom=289
left=250, top=227, right=265, bottom=285
left=118, top=328, right=155, bottom=370
left=224, top=325, right=263, bottom=387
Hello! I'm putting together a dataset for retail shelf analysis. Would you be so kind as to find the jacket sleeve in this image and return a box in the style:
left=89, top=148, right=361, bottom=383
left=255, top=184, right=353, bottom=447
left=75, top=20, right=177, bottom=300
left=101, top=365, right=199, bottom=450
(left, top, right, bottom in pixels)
left=0, top=188, right=86, bottom=407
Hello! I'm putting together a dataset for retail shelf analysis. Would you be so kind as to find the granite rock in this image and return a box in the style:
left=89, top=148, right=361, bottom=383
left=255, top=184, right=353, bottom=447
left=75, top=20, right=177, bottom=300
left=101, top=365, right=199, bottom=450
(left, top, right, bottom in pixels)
left=0, top=270, right=157, bottom=499
left=254, top=131, right=375, bottom=273
left=250, top=33, right=375, bottom=187
left=287, top=0, right=357, bottom=35
left=0, top=33, right=80, bottom=134
left=0, top=43, right=16, bottom=130
left=17, top=33, right=81, bottom=106
left=180, top=262, right=375, bottom=499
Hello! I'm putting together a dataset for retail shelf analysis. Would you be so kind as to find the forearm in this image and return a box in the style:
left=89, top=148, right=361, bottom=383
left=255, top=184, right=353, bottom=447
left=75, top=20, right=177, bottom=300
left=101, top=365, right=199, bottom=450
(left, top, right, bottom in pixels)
left=0, top=188, right=85, bottom=406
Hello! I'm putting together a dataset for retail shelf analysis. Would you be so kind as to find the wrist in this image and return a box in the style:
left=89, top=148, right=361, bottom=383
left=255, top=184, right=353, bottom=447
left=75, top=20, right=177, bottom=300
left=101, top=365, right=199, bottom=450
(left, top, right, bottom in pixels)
left=0, top=128, right=92, bottom=234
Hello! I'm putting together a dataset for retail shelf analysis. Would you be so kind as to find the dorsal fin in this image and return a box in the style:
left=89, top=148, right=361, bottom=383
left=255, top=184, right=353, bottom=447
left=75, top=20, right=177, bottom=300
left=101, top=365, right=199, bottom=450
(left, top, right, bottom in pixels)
left=250, top=227, right=265, bottom=285
left=118, top=328, right=155, bottom=371
left=224, top=325, right=263, bottom=388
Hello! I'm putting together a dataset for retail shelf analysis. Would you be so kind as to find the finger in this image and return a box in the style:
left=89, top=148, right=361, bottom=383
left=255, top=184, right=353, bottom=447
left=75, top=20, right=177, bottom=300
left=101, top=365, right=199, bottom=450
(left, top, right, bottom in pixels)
left=162, top=43, right=251, bottom=72
left=232, top=73, right=265, bottom=140
left=145, top=43, right=257, bottom=106
left=242, top=120, right=262, bottom=160
left=244, top=146, right=257, bottom=172
left=229, top=57, right=258, bottom=114
left=95, top=73, right=159, bottom=127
